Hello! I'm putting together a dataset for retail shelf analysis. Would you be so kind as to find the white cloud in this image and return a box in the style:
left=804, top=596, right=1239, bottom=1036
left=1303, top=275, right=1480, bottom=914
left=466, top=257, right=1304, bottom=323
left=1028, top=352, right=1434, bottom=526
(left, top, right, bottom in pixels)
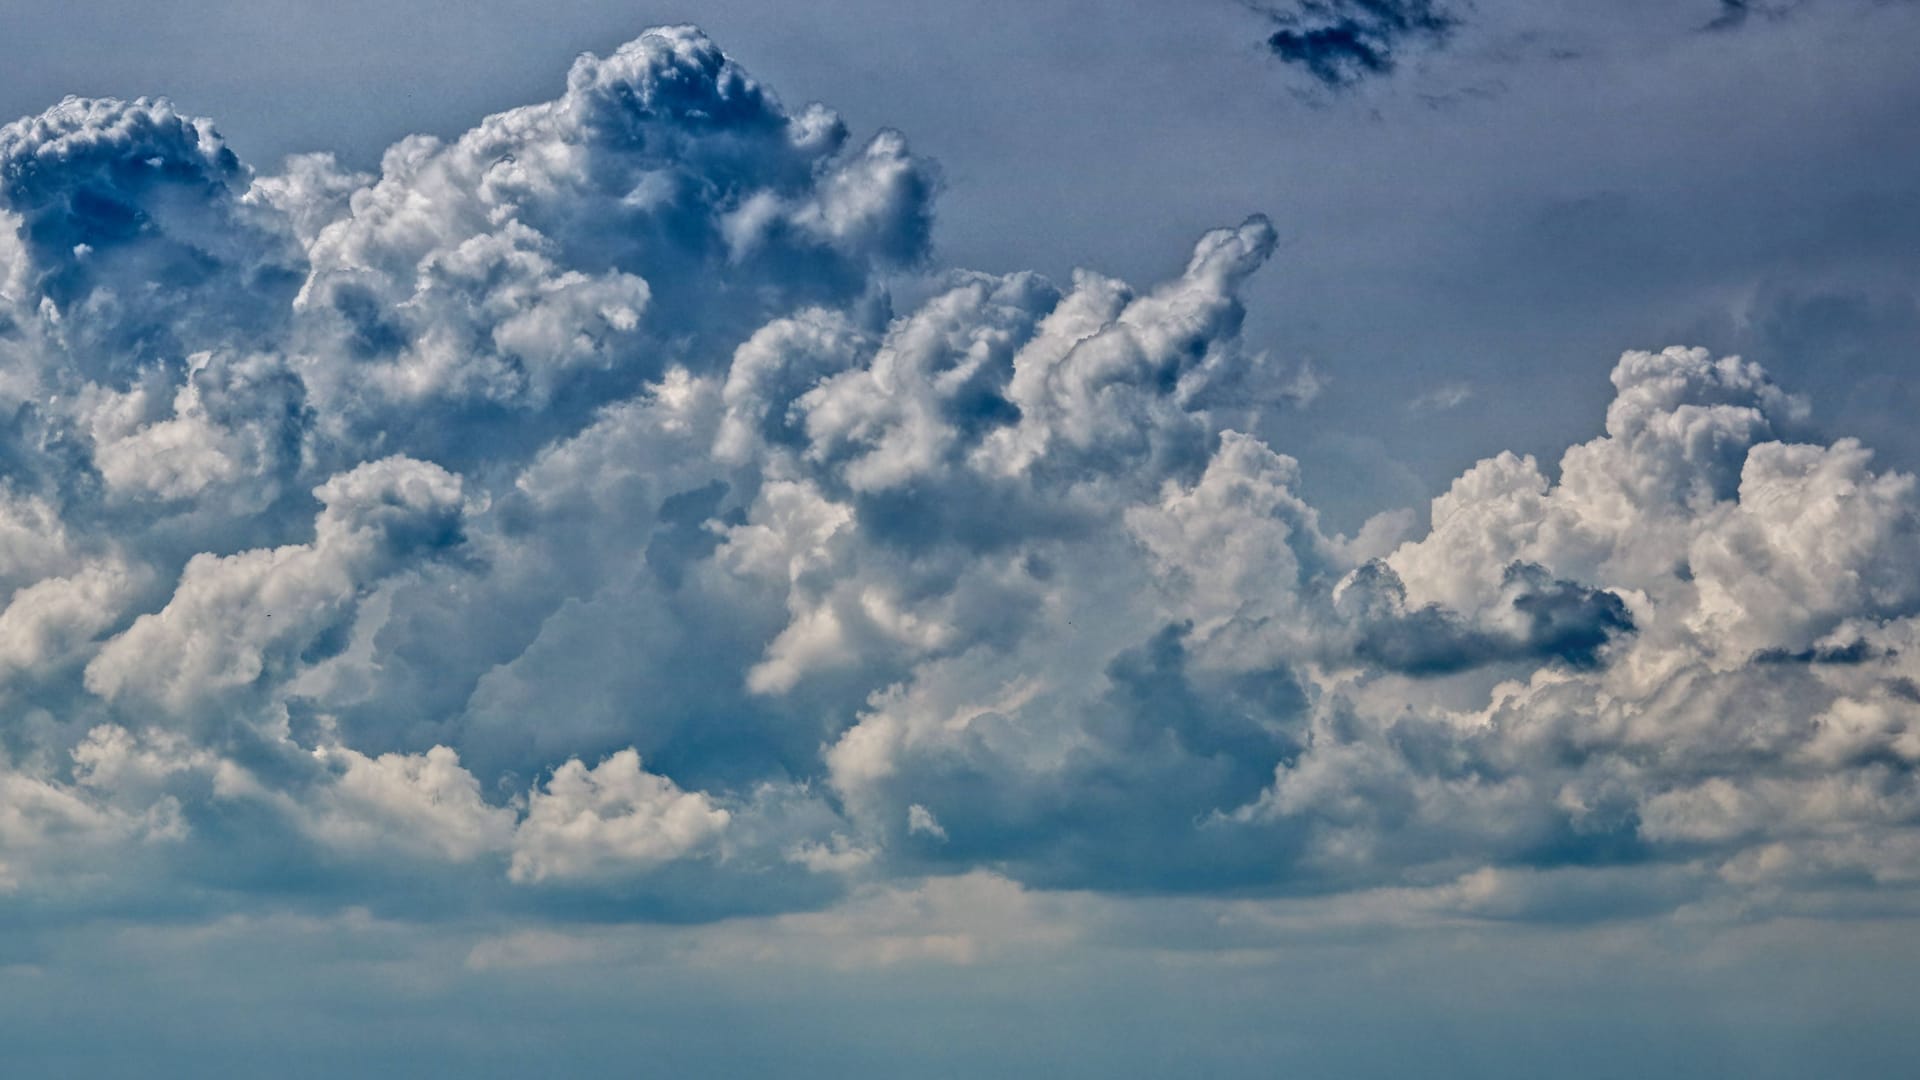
left=1409, top=380, right=1472, bottom=413
left=308, top=744, right=515, bottom=862
left=0, top=25, right=1916, bottom=931
left=83, top=456, right=465, bottom=716
left=509, top=750, right=730, bottom=884
left=906, top=803, right=947, bottom=840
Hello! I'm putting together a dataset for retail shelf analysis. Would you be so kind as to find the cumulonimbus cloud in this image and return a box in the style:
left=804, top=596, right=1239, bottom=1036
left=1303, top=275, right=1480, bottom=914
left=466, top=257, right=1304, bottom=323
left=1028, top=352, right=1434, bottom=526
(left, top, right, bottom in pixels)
left=1, top=25, right=1917, bottom=925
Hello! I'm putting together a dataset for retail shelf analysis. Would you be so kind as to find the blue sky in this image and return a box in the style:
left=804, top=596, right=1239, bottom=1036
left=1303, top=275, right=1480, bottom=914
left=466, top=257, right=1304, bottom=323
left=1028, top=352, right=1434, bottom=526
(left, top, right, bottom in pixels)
left=1, top=3, right=1919, bottom=1075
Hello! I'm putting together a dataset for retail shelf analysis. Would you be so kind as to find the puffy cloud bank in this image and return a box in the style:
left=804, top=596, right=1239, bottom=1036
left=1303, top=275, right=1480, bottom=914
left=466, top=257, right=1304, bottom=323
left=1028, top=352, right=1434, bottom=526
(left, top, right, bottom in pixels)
left=2, top=25, right=1918, bottom=926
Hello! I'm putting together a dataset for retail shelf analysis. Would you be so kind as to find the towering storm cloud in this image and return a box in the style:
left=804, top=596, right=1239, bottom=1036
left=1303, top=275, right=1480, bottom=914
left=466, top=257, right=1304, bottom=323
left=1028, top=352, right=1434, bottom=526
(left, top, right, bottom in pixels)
left=2, top=24, right=1918, bottom=931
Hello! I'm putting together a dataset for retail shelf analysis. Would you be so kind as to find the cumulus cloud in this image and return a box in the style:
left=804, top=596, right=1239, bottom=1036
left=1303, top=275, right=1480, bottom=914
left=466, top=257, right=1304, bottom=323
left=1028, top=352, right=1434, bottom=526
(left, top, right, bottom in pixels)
left=1, top=24, right=1917, bottom=932
left=1338, top=559, right=1636, bottom=675
left=509, top=749, right=730, bottom=883
left=83, top=455, right=466, bottom=717
left=287, top=24, right=930, bottom=450
left=307, top=743, right=514, bottom=862
left=0, top=95, right=303, bottom=382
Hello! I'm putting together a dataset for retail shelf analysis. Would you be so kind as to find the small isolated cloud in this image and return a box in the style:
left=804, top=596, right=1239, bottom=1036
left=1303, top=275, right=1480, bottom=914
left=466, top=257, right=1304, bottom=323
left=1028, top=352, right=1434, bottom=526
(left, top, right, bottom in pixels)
left=1281, top=358, right=1329, bottom=406
left=1701, top=0, right=1809, bottom=33
left=1262, top=0, right=1460, bottom=88
left=1699, top=0, right=1829, bottom=33
left=1706, top=0, right=1755, bottom=31
left=907, top=803, right=948, bottom=840
left=1409, top=380, right=1473, bottom=412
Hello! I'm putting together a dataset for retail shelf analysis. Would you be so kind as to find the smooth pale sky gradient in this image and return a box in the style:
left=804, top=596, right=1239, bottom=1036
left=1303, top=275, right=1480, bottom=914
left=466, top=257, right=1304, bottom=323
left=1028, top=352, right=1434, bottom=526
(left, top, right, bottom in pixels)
left=3, top=3, right=1920, bottom=1076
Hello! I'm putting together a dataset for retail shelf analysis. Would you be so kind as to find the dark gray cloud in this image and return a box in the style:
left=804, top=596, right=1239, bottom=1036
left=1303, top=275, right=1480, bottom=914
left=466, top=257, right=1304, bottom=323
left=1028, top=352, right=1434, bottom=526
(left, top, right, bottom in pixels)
left=1342, top=560, right=1635, bottom=675
left=1706, top=0, right=1755, bottom=31
left=1702, top=0, right=1819, bottom=33
left=1263, top=0, right=1459, bottom=88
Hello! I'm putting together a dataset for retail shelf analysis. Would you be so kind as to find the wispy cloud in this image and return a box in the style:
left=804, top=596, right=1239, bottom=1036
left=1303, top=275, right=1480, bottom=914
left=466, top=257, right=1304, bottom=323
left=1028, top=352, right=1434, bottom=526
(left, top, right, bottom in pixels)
left=1408, top=380, right=1474, bottom=413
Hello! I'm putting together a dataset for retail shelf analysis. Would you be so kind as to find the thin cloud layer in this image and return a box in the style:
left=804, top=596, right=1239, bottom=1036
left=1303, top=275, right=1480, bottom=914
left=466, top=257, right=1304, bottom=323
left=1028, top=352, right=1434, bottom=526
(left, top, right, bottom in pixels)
left=1, top=25, right=1918, bottom=927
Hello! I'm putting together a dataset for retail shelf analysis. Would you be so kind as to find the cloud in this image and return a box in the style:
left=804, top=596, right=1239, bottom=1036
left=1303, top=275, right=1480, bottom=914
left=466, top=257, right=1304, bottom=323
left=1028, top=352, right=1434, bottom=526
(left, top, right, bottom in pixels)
left=1701, top=1, right=1808, bottom=33
left=508, top=749, right=730, bottom=883
left=82, top=455, right=466, bottom=717
left=2, top=25, right=1919, bottom=934
left=1339, top=559, right=1636, bottom=675
left=1706, top=0, right=1755, bottom=31
left=307, top=743, right=514, bottom=862
left=1262, top=1, right=1460, bottom=88
left=0, top=96, right=303, bottom=383
left=906, top=803, right=949, bottom=842
left=1408, top=380, right=1472, bottom=413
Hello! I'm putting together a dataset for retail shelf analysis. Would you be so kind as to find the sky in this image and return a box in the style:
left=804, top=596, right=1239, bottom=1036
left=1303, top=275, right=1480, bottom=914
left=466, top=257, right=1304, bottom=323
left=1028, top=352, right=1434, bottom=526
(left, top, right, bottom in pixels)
left=1, top=2, right=1919, bottom=1075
